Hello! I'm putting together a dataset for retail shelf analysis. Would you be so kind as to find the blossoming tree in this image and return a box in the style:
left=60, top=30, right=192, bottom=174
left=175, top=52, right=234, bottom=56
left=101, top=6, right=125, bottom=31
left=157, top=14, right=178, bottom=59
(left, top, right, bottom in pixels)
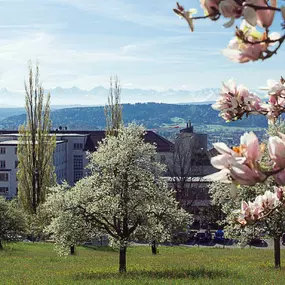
left=173, top=1, right=285, bottom=62
left=0, top=197, right=26, bottom=250
left=45, top=124, right=191, bottom=273
left=205, top=77, right=285, bottom=268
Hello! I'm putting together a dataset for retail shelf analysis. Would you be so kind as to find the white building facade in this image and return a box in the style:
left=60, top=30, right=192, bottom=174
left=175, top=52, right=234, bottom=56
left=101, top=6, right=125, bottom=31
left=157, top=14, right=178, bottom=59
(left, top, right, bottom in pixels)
left=0, top=130, right=174, bottom=199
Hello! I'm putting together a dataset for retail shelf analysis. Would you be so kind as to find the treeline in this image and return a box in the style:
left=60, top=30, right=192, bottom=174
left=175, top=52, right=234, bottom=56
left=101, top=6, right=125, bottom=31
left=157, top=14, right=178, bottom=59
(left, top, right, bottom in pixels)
left=0, top=103, right=269, bottom=130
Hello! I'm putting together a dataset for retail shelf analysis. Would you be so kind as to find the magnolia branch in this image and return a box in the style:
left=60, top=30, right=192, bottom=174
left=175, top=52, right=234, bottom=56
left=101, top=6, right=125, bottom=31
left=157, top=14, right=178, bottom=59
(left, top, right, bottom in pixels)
left=263, top=36, right=285, bottom=60
left=244, top=3, right=281, bottom=12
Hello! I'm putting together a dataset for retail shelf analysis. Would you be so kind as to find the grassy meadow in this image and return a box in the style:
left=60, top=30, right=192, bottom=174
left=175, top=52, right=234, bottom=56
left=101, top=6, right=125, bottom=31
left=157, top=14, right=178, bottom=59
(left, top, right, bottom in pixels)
left=0, top=243, right=285, bottom=284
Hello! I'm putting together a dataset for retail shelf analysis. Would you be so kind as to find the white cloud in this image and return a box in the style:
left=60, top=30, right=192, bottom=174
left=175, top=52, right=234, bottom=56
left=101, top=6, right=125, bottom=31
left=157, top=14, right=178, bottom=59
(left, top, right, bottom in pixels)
left=54, top=0, right=187, bottom=29
left=123, top=83, right=133, bottom=87
left=0, top=32, right=152, bottom=91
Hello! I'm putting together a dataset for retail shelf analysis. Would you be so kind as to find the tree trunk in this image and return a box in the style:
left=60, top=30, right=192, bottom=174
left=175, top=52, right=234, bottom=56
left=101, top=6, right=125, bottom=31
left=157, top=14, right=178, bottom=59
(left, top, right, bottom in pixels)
left=70, top=245, right=75, bottom=255
left=151, top=240, right=157, bottom=255
left=274, top=236, right=281, bottom=269
left=0, top=240, right=3, bottom=250
left=119, top=246, right=127, bottom=273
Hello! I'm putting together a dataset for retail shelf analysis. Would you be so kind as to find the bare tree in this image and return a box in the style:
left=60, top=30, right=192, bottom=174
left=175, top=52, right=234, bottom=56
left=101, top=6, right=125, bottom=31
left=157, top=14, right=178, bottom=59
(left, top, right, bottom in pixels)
left=168, top=134, right=209, bottom=215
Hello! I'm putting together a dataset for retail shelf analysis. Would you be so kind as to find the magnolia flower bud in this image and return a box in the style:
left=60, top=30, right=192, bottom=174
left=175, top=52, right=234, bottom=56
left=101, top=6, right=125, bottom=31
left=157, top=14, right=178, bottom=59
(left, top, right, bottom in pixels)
left=235, top=27, right=244, bottom=40
left=281, top=6, right=285, bottom=21
left=243, top=7, right=257, bottom=26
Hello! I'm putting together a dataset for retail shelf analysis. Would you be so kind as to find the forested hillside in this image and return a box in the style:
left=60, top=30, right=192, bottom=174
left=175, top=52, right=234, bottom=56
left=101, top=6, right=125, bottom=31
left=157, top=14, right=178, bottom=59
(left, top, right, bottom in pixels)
left=0, top=103, right=268, bottom=130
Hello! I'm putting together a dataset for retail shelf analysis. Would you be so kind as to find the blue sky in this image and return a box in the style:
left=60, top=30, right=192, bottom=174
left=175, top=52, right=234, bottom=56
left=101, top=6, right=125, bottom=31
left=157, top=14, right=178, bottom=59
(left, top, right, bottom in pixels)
left=0, top=0, right=284, bottom=93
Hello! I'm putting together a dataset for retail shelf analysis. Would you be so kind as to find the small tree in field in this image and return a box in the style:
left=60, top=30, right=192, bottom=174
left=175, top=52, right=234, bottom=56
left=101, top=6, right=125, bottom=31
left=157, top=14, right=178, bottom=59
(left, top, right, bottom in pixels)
left=45, top=124, right=190, bottom=273
left=44, top=183, right=99, bottom=256
left=0, top=198, right=26, bottom=249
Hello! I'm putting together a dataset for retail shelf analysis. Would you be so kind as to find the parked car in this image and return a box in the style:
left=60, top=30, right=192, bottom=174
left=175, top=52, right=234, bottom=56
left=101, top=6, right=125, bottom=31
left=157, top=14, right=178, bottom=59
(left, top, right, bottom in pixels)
left=196, top=229, right=212, bottom=243
left=248, top=238, right=267, bottom=247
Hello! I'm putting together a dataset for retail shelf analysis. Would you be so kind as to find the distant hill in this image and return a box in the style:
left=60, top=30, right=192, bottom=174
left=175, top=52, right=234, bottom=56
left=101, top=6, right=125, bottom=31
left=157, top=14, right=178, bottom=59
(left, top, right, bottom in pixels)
left=0, top=103, right=268, bottom=130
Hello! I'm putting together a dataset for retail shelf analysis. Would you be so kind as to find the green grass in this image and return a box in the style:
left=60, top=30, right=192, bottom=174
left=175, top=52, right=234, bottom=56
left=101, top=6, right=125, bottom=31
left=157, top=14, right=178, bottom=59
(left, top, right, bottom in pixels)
left=0, top=243, right=285, bottom=284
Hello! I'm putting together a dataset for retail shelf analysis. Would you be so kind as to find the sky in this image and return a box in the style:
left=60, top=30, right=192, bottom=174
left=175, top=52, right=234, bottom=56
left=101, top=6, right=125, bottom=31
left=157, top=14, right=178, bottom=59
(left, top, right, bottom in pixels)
left=0, top=0, right=284, bottom=93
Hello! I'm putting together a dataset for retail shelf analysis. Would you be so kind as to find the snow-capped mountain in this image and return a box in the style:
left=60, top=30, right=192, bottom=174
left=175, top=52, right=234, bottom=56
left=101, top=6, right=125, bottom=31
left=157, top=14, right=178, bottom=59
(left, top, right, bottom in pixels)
left=0, top=86, right=268, bottom=107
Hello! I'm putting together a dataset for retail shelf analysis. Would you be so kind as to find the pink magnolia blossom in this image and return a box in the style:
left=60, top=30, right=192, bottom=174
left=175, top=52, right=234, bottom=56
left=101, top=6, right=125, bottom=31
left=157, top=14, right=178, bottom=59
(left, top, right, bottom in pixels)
left=274, top=169, right=285, bottom=185
left=267, top=79, right=285, bottom=96
left=268, top=135, right=285, bottom=169
left=222, top=21, right=280, bottom=63
left=228, top=132, right=266, bottom=185
left=218, top=0, right=243, bottom=27
left=219, top=0, right=242, bottom=18
left=245, top=0, right=276, bottom=28
left=200, top=0, right=220, bottom=18
left=240, top=132, right=261, bottom=162
left=230, top=163, right=266, bottom=185
left=260, top=79, right=285, bottom=123
left=256, top=190, right=280, bottom=209
left=274, top=186, right=284, bottom=201
left=222, top=36, right=264, bottom=63
left=212, top=79, right=263, bottom=121
left=238, top=189, right=282, bottom=225
left=205, top=132, right=266, bottom=185
left=261, top=98, right=285, bottom=124
left=239, top=200, right=262, bottom=223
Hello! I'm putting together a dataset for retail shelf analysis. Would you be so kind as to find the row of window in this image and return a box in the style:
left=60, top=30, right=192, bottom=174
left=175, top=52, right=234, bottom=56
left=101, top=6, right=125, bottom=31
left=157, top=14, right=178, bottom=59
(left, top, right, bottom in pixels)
left=56, top=144, right=66, bottom=152
left=74, top=155, right=83, bottom=170
left=53, top=155, right=66, bottom=166
left=0, top=147, right=17, bottom=155
left=0, top=161, right=19, bottom=169
left=74, top=170, right=83, bottom=183
left=0, top=187, right=8, bottom=194
left=74, top=143, right=83, bottom=150
left=0, top=173, right=8, bottom=181
left=56, top=168, right=66, bottom=180
left=0, top=161, right=5, bottom=168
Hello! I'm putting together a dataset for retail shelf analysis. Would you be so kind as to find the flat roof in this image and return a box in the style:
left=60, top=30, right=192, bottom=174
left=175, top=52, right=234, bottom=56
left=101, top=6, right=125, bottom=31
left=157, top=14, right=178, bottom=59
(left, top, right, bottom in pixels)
left=0, top=140, right=65, bottom=145
left=0, top=133, right=87, bottom=137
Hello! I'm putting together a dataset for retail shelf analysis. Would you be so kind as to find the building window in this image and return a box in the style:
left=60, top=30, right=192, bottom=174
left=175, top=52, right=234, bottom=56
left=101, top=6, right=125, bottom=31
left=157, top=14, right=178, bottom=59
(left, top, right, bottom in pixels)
left=0, top=173, right=8, bottom=181
left=0, top=147, right=5, bottom=154
left=0, top=187, right=8, bottom=195
left=74, top=155, right=83, bottom=170
left=160, top=155, right=166, bottom=164
left=15, top=161, right=19, bottom=168
left=74, top=143, right=83, bottom=150
left=74, top=170, right=83, bottom=183
left=0, top=161, right=5, bottom=168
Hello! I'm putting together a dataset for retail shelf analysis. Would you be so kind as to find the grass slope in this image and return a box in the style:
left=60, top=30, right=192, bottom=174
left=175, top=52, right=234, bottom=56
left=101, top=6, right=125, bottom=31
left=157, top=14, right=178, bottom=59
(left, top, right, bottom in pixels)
left=0, top=243, right=284, bottom=284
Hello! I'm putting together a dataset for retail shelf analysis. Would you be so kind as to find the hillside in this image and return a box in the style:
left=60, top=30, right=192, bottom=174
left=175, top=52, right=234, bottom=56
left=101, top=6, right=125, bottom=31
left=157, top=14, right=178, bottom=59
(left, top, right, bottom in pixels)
left=0, top=103, right=268, bottom=130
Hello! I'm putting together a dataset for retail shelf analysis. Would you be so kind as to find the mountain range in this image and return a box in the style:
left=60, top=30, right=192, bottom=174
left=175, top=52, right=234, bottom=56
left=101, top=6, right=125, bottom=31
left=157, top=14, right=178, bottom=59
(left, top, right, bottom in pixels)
left=0, top=86, right=267, bottom=107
